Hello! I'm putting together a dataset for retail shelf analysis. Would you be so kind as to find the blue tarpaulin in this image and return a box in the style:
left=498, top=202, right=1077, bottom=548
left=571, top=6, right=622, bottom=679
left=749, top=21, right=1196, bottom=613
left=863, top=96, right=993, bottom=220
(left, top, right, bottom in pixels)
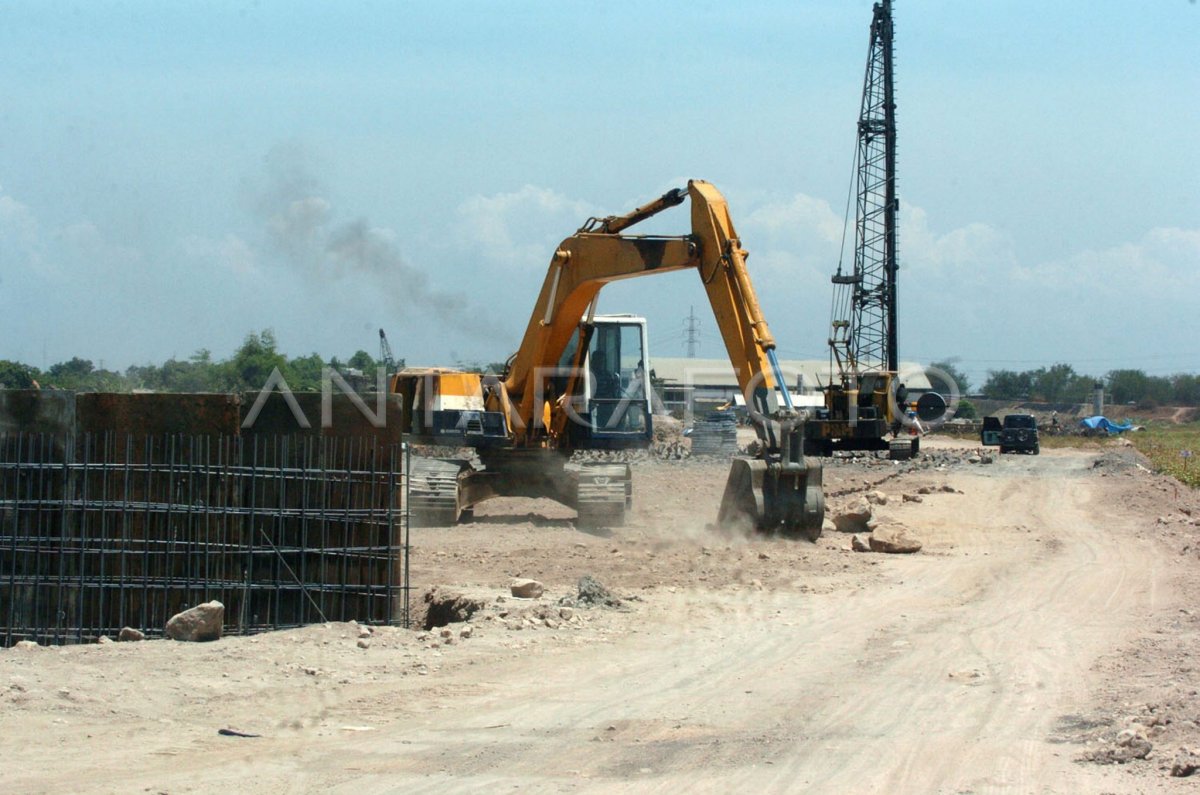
left=1079, top=416, right=1135, bottom=434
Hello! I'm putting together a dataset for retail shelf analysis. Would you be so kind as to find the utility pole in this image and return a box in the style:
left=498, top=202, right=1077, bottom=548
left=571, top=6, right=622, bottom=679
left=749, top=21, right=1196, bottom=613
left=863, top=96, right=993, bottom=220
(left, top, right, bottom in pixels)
left=684, top=306, right=700, bottom=358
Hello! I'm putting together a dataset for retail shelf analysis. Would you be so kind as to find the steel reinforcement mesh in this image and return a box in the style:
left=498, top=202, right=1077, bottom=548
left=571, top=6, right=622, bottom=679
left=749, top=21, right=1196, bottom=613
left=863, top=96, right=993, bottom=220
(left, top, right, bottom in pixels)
left=0, top=433, right=409, bottom=646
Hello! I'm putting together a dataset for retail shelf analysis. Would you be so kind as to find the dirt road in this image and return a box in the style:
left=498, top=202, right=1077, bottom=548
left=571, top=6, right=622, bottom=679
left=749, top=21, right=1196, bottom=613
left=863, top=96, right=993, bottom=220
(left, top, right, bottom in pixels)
left=3, top=441, right=1198, bottom=793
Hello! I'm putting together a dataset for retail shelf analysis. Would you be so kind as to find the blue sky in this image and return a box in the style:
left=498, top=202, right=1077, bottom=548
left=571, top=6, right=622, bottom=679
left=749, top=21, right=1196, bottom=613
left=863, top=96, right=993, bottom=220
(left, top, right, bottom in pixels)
left=0, top=1, right=1196, bottom=387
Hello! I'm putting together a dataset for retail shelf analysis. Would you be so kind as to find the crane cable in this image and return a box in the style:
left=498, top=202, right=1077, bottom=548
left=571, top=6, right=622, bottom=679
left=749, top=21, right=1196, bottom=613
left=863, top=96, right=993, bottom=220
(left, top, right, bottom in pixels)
left=829, top=135, right=863, bottom=379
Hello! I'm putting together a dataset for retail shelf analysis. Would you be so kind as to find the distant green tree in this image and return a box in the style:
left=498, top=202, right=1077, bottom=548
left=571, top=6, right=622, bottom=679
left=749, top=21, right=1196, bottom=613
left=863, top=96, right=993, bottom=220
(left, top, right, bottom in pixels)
left=1144, top=375, right=1172, bottom=408
left=1030, top=363, right=1082, bottom=403
left=286, top=353, right=325, bottom=391
left=1107, top=369, right=1149, bottom=405
left=954, top=399, right=978, bottom=419
left=47, top=357, right=95, bottom=382
left=982, top=369, right=1033, bottom=400
left=1172, top=373, right=1200, bottom=406
left=346, top=350, right=376, bottom=372
left=0, top=360, right=41, bottom=389
left=928, top=361, right=971, bottom=396
left=229, top=330, right=289, bottom=390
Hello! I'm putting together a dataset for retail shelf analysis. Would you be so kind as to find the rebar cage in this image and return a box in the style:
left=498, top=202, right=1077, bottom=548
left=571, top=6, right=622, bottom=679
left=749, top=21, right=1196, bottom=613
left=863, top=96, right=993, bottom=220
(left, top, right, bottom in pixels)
left=0, top=432, right=410, bottom=646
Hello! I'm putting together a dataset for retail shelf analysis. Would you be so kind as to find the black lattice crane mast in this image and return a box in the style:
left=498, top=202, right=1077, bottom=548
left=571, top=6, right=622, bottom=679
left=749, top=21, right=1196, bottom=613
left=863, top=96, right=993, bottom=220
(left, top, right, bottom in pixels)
left=809, top=0, right=932, bottom=460
left=379, top=328, right=397, bottom=375
left=831, top=0, right=897, bottom=379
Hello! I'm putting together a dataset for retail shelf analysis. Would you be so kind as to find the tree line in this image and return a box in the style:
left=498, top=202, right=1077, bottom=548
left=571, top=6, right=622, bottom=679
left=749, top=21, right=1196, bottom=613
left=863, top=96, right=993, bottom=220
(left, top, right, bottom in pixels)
left=0, top=331, right=398, bottom=393
left=930, top=361, right=1199, bottom=408
left=4, top=341, right=1193, bottom=409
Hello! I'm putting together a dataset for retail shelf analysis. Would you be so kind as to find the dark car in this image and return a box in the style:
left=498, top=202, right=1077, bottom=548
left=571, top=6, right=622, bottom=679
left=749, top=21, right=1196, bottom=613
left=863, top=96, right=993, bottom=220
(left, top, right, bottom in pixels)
left=999, top=413, right=1040, bottom=455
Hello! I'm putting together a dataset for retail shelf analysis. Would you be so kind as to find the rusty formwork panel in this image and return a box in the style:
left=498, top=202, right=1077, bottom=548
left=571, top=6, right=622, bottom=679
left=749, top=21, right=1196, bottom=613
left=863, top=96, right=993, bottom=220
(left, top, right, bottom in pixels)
left=78, top=392, right=242, bottom=436
left=0, top=390, right=76, bottom=436
left=0, top=432, right=409, bottom=646
left=238, top=391, right=404, bottom=442
left=0, top=390, right=406, bottom=441
left=0, top=390, right=411, bottom=646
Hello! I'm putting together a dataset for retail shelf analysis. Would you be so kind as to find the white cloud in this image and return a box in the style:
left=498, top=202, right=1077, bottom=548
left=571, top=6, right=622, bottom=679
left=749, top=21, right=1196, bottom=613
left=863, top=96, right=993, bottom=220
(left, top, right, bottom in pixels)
left=743, top=193, right=844, bottom=245
left=58, top=221, right=143, bottom=272
left=180, top=233, right=260, bottom=277
left=1031, top=227, right=1200, bottom=293
left=455, top=185, right=596, bottom=269
left=0, top=183, right=47, bottom=274
left=735, top=192, right=846, bottom=289
left=900, top=204, right=1016, bottom=278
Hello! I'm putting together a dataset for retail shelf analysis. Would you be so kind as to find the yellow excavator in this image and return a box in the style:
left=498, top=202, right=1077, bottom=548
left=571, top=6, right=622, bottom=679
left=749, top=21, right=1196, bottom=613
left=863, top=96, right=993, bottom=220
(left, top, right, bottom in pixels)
left=392, top=180, right=824, bottom=538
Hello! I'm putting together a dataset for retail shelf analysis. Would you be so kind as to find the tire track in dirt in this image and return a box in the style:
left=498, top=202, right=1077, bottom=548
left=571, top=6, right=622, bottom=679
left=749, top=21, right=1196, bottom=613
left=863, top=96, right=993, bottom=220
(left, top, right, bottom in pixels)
left=306, top=450, right=1171, bottom=794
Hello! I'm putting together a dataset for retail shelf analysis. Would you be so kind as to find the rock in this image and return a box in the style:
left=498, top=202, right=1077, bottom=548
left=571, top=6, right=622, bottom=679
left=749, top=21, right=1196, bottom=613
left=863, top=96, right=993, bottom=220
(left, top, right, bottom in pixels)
left=939, top=485, right=957, bottom=493
left=459, top=625, right=474, bottom=639
left=980, top=455, right=994, bottom=465
left=358, top=626, right=373, bottom=638
left=902, top=493, right=923, bottom=503
left=1171, top=751, right=1199, bottom=777
left=575, top=575, right=621, bottom=607
left=558, top=607, right=575, bottom=620
left=865, top=490, right=889, bottom=506
left=917, top=486, right=934, bottom=495
left=1116, top=728, right=1143, bottom=746
left=509, top=578, right=545, bottom=599
left=439, top=627, right=453, bottom=638
left=822, top=517, right=838, bottom=535
left=118, top=627, right=146, bottom=642
left=422, top=587, right=489, bottom=630
left=96, top=636, right=113, bottom=645
left=851, top=535, right=871, bottom=552
left=13, top=640, right=39, bottom=651
left=356, top=638, right=371, bottom=650
left=833, top=498, right=873, bottom=533
left=164, top=600, right=224, bottom=642
left=869, top=525, right=923, bottom=554
left=967, top=456, right=981, bottom=464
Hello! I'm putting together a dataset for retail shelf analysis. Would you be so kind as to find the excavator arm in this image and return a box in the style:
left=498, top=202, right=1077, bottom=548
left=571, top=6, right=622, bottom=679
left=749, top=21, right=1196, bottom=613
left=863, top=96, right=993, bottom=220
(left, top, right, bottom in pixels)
left=502, top=180, right=790, bottom=445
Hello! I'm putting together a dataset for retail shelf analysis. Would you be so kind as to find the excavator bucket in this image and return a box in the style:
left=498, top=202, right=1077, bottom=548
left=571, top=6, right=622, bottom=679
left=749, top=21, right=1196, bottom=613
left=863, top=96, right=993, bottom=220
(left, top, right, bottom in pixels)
left=718, top=456, right=825, bottom=541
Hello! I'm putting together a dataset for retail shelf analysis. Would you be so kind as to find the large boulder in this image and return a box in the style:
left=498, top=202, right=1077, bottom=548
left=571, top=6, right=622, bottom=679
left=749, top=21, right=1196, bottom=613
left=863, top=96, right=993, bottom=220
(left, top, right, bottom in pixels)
left=869, top=525, right=923, bottom=554
left=165, top=601, right=224, bottom=642
left=509, top=578, right=545, bottom=599
left=1172, top=750, right=1199, bottom=777
left=833, top=498, right=875, bottom=534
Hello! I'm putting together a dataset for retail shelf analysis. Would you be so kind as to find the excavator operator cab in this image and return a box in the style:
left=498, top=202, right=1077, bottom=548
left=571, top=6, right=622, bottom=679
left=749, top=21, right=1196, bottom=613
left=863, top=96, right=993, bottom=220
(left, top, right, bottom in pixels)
left=560, top=314, right=653, bottom=449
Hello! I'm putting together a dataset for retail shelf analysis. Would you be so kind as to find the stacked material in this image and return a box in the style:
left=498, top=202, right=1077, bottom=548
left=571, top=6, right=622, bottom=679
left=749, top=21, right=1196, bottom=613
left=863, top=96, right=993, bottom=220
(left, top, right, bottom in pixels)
left=689, top=411, right=738, bottom=457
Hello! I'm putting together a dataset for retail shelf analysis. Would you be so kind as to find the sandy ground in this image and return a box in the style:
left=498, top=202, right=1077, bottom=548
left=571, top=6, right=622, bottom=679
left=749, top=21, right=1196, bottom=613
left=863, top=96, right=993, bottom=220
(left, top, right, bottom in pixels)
left=3, top=436, right=1200, bottom=794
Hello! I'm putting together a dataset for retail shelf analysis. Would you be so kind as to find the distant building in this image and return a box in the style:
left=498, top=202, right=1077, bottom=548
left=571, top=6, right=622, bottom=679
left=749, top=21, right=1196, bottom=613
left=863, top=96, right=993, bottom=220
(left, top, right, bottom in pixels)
left=648, top=357, right=934, bottom=415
